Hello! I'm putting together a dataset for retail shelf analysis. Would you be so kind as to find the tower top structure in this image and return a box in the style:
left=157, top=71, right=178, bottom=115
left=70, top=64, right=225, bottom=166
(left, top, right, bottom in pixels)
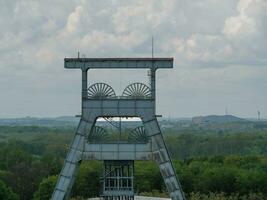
left=52, top=56, right=185, bottom=200
left=64, top=57, right=173, bottom=70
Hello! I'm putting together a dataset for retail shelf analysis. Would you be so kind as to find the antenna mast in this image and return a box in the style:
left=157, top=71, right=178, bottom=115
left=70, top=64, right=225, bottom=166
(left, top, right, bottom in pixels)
left=225, top=107, right=228, bottom=115
left=258, top=110, right=261, bottom=121
left=152, top=36, right=154, bottom=59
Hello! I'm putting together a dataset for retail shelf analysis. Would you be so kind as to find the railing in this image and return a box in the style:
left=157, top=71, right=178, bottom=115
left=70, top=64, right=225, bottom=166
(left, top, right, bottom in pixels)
left=86, top=96, right=153, bottom=100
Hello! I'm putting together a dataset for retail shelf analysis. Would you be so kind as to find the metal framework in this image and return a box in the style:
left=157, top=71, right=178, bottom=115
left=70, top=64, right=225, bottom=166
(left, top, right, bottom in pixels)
left=102, top=160, right=134, bottom=200
left=88, top=83, right=116, bottom=99
left=88, top=126, right=110, bottom=143
left=122, top=83, right=151, bottom=98
left=52, top=57, right=186, bottom=200
left=128, top=126, right=148, bottom=143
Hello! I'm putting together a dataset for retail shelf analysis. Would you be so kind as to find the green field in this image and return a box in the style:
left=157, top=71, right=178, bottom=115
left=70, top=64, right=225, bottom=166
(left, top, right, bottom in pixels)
left=0, top=124, right=267, bottom=200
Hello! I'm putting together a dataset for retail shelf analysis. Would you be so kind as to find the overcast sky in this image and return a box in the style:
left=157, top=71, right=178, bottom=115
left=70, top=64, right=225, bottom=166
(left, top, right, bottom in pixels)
left=0, top=0, right=267, bottom=118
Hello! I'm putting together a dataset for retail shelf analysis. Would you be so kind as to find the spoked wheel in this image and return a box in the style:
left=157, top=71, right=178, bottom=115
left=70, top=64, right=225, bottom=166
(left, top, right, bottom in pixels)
left=87, top=83, right=116, bottom=98
left=122, top=83, right=151, bottom=98
left=128, top=126, right=148, bottom=143
left=88, top=126, right=109, bottom=142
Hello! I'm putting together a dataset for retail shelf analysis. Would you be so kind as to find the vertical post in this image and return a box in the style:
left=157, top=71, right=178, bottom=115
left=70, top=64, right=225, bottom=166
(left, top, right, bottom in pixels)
left=110, top=164, right=112, bottom=192
left=150, top=67, right=156, bottom=114
left=104, top=162, right=106, bottom=195
left=119, top=117, right=122, bottom=143
left=81, top=68, right=88, bottom=114
left=127, top=163, right=130, bottom=190
left=131, top=161, right=134, bottom=195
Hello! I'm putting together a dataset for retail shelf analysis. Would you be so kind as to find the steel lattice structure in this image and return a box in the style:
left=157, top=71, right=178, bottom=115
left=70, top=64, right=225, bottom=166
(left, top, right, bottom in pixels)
left=52, top=57, right=186, bottom=200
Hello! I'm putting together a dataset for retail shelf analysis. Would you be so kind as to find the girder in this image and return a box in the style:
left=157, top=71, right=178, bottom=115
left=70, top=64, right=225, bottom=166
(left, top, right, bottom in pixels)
left=64, top=57, right=173, bottom=70
left=82, top=143, right=152, bottom=160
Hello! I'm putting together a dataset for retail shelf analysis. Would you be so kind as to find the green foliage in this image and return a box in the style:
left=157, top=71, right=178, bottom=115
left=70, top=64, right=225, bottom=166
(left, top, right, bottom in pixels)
left=0, top=141, right=32, bottom=170
left=33, top=175, right=57, bottom=200
left=188, top=192, right=267, bottom=200
left=0, top=180, right=18, bottom=200
left=176, top=156, right=267, bottom=196
left=72, top=161, right=102, bottom=198
left=40, top=153, right=62, bottom=175
left=0, top=139, right=64, bottom=200
left=135, top=161, right=165, bottom=193
left=1, top=125, right=267, bottom=199
left=164, top=132, right=267, bottom=159
left=139, top=190, right=168, bottom=198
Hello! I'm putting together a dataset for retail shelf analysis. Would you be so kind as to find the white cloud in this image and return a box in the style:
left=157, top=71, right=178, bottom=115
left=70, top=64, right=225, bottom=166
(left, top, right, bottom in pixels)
left=66, top=6, right=84, bottom=34
left=223, top=0, right=256, bottom=38
left=0, top=0, right=266, bottom=118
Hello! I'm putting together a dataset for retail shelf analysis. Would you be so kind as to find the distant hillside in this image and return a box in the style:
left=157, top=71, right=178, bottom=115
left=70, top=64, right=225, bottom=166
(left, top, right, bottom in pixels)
left=0, top=116, right=143, bottom=128
left=0, top=116, right=79, bottom=127
left=192, top=115, right=246, bottom=124
left=0, top=115, right=251, bottom=127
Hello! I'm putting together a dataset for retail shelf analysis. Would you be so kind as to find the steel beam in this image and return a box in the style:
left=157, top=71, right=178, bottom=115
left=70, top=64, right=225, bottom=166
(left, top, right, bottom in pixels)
left=64, top=57, right=173, bottom=70
left=82, top=143, right=152, bottom=160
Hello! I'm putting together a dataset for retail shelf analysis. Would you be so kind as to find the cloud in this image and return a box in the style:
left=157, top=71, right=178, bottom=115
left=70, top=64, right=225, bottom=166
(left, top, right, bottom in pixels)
left=224, top=0, right=256, bottom=37
left=0, top=0, right=266, bottom=118
left=66, top=6, right=84, bottom=34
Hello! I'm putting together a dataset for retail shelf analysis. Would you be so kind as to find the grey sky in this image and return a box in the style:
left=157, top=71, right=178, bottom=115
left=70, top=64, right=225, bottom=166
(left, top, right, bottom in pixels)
left=0, top=0, right=266, bottom=118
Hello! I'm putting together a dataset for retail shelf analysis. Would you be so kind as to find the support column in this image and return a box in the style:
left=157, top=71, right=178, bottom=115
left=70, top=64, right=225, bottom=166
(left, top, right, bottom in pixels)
left=143, top=116, right=186, bottom=200
left=150, top=67, right=156, bottom=115
left=52, top=119, right=93, bottom=200
left=82, top=68, right=88, bottom=115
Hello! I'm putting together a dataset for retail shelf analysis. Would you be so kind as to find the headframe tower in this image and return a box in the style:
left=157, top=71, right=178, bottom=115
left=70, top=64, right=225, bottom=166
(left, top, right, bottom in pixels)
left=52, top=57, right=186, bottom=200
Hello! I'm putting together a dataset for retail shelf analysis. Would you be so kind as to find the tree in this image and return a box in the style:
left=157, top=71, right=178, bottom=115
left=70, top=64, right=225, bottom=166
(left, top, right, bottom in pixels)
left=0, top=180, right=18, bottom=200
left=72, top=161, right=101, bottom=198
left=40, top=153, right=62, bottom=175
left=135, top=161, right=165, bottom=193
left=34, top=175, right=57, bottom=200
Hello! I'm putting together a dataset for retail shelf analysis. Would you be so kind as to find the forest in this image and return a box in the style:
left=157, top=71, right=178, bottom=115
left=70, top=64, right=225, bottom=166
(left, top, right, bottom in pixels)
left=0, top=122, right=267, bottom=200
